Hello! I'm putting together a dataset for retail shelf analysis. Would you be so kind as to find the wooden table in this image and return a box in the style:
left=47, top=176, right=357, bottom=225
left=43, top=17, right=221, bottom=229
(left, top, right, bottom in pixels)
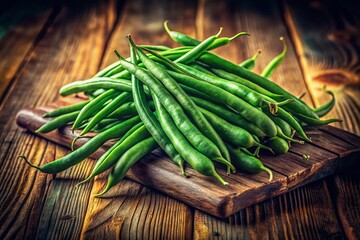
left=1, top=0, right=359, bottom=239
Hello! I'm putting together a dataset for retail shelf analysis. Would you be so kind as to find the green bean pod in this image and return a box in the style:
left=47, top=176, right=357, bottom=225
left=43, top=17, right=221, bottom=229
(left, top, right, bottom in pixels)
left=178, top=63, right=270, bottom=108
left=21, top=115, right=141, bottom=174
left=174, top=28, right=222, bottom=64
left=190, top=97, right=266, bottom=138
left=115, top=51, right=234, bottom=171
left=130, top=43, right=185, bottom=174
left=261, top=37, right=287, bottom=78
left=227, top=144, right=273, bottom=181
left=153, top=93, right=228, bottom=185
left=168, top=70, right=278, bottom=137
left=43, top=101, right=89, bottom=118
left=266, top=137, right=289, bottom=155
left=313, top=90, right=335, bottom=118
left=79, top=92, right=132, bottom=136
left=264, top=111, right=293, bottom=137
left=78, top=122, right=144, bottom=185
left=60, top=78, right=132, bottom=96
left=164, top=21, right=248, bottom=50
left=197, top=51, right=320, bottom=121
left=239, top=50, right=261, bottom=70
left=294, top=113, right=341, bottom=126
left=94, top=137, right=158, bottom=197
left=72, top=89, right=118, bottom=131
left=129, top=36, right=230, bottom=163
left=36, top=111, right=80, bottom=133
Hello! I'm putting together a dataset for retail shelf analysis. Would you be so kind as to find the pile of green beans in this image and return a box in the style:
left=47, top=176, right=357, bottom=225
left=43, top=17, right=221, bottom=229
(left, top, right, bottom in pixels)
left=21, top=22, right=340, bottom=196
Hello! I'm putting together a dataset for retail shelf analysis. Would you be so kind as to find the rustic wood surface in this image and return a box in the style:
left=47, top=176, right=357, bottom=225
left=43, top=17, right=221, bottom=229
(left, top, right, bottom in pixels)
left=0, top=0, right=359, bottom=239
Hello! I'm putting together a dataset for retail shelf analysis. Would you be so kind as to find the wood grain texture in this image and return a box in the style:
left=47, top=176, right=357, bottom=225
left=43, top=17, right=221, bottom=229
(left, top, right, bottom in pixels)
left=284, top=0, right=360, bottom=134
left=0, top=0, right=117, bottom=239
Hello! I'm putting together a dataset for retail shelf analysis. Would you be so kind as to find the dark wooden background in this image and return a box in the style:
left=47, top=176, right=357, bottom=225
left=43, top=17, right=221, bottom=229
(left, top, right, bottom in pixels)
left=0, top=0, right=359, bottom=239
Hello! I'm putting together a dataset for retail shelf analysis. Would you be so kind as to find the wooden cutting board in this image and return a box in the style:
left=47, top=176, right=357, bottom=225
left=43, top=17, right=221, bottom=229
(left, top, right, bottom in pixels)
left=16, top=99, right=360, bottom=218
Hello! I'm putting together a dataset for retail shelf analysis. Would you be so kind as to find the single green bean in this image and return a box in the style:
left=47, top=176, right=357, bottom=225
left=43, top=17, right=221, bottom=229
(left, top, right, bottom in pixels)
left=174, top=28, right=222, bottom=64
left=261, top=37, right=287, bottom=78
left=43, top=101, right=89, bottom=118
left=36, top=111, right=80, bottom=134
left=239, top=49, right=261, bottom=70
left=313, top=90, right=335, bottom=118
left=227, top=144, right=273, bottom=181
left=21, top=115, right=141, bottom=173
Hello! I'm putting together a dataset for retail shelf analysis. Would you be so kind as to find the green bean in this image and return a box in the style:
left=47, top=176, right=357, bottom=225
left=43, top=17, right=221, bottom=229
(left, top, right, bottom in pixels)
left=261, top=37, right=287, bottom=78
left=94, top=137, right=158, bottom=197
left=178, top=63, right=271, bottom=108
left=60, top=78, right=132, bottom=96
left=164, top=20, right=199, bottom=46
left=72, top=89, right=118, bottom=131
left=79, top=92, right=132, bottom=136
left=174, top=28, right=222, bottom=64
left=197, top=51, right=320, bottom=121
left=36, top=111, right=80, bottom=134
left=313, top=90, right=335, bottom=118
left=21, top=115, right=141, bottom=173
left=264, top=111, right=293, bottom=137
left=271, top=107, right=311, bottom=142
left=294, top=113, right=341, bottom=126
left=77, top=122, right=144, bottom=185
left=275, top=126, right=304, bottom=144
left=168, top=70, right=278, bottom=137
left=205, top=67, right=283, bottom=99
left=164, top=21, right=248, bottom=50
left=266, top=137, right=289, bottom=155
left=108, top=101, right=141, bottom=118
left=200, top=108, right=273, bottom=152
left=190, top=97, right=266, bottom=138
left=130, top=42, right=185, bottom=175
left=152, top=92, right=228, bottom=185
left=239, top=49, right=261, bottom=70
left=116, top=53, right=235, bottom=171
left=43, top=101, right=89, bottom=118
left=94, top=46, right=192, bottom=78
left=227, top=144, right=273, bottom=181
left=139, top=45, right=170, bottom=51
left=128, top=36, right=230, bottom=164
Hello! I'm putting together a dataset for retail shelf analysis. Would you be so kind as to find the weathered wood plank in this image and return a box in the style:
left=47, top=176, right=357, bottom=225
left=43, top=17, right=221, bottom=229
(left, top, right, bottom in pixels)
left=192, top=0, right=346, bottom=238
left=0, top=0, right=118, bottom=239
